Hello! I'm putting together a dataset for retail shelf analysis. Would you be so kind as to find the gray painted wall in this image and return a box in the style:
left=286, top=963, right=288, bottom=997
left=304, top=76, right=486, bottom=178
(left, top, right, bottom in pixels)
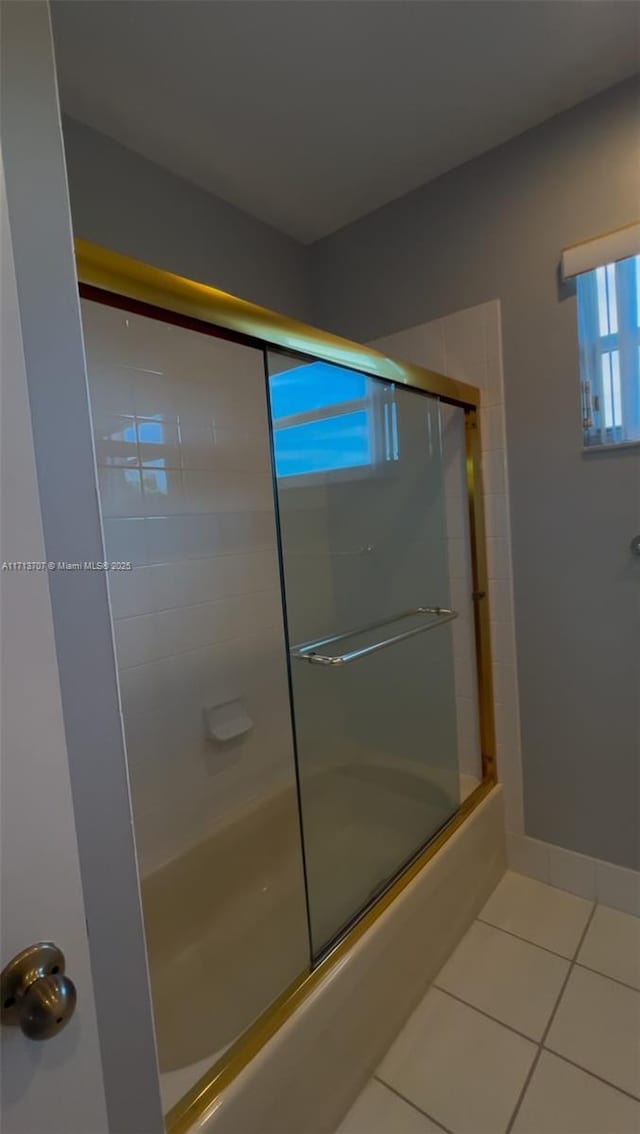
left=62, top=116, right=312, bottom=321
left=310, top=76, right=640, bottom=870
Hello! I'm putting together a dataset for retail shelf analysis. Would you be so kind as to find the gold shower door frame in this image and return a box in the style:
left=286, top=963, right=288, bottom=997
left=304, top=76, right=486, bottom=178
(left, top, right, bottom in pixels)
left=74, top=240, right=498, bottom=1133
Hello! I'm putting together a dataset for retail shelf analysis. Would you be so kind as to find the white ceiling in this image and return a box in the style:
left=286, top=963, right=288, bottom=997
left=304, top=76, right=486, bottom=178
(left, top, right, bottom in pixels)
left=52, top=1, right=639, bottom=244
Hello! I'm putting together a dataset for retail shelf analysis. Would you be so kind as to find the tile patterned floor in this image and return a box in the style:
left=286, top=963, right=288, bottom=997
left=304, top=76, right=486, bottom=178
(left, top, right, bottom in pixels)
left=337, top=871, right=640, bottom=1134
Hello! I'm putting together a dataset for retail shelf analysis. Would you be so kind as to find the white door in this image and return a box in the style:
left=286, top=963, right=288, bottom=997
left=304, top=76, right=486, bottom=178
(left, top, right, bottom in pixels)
left=1, top=3, right=162, bottom=1131
left=0, top=152, right=108, bottom=1134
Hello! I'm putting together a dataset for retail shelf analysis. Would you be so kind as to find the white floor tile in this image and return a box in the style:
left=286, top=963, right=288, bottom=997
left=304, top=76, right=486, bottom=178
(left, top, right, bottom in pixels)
left=479, top=870, right=593, bottom=957
left=336, top=1080, right=442, bottom=1133
left=546, top=966, right=640, bottom=1099
left=578, top=904, right=640, bottom=990
left=435, top=920, right=568, bottom=1040
left=512, top=1051, right=640, bottom=1134
left=378, top=987, right=536, bottom=1134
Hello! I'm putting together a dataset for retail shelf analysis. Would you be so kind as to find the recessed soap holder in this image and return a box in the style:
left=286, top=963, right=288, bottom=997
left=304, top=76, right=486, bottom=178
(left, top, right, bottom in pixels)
left=204, top=699, right=253, bottom=743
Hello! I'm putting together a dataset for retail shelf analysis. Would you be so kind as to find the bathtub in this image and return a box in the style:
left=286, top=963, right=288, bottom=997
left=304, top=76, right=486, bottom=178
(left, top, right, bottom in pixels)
left=142, top=764, right=485, bottom=1116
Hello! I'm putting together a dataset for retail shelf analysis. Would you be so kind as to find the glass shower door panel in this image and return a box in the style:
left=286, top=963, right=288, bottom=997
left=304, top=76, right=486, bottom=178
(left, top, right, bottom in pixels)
left=268, top=357, right=460, bottom=956
left=81, top=300, right=310, bottom=1104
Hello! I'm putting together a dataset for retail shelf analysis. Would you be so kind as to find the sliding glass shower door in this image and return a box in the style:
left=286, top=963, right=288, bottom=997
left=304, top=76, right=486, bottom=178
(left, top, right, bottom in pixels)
left=267, top=356, right=461, bottom=956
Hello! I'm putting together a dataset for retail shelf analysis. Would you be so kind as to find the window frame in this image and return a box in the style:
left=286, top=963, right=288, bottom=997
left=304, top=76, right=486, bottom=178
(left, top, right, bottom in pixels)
left=578, top=253, right=640, bottom=451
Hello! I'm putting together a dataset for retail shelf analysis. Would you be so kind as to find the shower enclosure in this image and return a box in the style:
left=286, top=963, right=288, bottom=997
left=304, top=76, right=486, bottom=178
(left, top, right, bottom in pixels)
left=76, top=241, right=496, bottom=1127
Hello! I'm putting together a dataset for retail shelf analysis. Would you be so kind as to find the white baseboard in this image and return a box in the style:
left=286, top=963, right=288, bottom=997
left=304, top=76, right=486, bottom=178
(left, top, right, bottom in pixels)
left=506, top=832, right=640, bottom=917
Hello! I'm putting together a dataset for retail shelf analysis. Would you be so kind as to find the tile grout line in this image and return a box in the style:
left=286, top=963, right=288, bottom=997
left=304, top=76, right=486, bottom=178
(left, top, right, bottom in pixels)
left=373, top=1075, right=454, bottom=1134
left=431, top=984, right=539, bottom=1045
left=505, top=900, right=598, bottom=1134
left=504, top=1044, right=543, bottom=1134
left=113, top=583, right=281, bottom=623
left=116, top=626, right=280, bottom=669
left=573, top=960, right=640, bottom=996
left=476, top=914, right=582, bottom=960
left=543, top=1048, right=640, bottom=1105
left=540, top=900, right=599, bottom=1040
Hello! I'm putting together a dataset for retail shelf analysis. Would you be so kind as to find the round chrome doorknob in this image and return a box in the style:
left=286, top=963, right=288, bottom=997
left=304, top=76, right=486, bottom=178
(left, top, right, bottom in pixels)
left=630, top=534, right=640, bottom=557
left=1, top=943, right=77, bottom=1040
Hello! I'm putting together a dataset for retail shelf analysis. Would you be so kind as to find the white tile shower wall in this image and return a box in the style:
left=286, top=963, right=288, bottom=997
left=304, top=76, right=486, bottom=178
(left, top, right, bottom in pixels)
left=81, top=299, right=296, bottom=876
left=372, top=301, right=525, bottom=828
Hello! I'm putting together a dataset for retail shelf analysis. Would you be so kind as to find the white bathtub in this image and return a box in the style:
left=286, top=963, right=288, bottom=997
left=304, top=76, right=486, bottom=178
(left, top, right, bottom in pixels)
left=151, top=774, right=503, bottom=1129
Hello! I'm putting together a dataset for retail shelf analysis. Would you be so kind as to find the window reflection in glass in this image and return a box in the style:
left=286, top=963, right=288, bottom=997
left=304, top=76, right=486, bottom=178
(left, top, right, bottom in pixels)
left=269, top=360, right=398, bottom=478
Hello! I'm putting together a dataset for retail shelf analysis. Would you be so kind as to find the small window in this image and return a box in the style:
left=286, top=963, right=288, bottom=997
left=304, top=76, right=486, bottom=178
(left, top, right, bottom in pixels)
left=268, top=360, right=398, bottom=479
left=577, top=254, right=640, bottom=448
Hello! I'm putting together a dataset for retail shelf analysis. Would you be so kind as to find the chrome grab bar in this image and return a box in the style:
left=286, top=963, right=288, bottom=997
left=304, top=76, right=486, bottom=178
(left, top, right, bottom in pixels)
left=290, top=606, right=458, bottom=667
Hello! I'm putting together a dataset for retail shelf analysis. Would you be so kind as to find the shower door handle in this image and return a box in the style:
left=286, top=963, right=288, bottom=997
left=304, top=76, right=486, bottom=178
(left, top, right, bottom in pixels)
left=290, top=606, right=458, bottom=667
